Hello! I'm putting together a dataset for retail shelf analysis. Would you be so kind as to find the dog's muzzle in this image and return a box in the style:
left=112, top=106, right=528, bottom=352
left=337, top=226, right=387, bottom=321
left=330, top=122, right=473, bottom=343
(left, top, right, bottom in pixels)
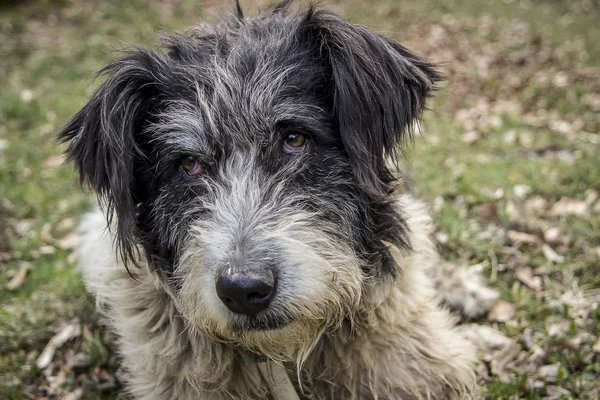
left=216, top=267, right=276, bottom=315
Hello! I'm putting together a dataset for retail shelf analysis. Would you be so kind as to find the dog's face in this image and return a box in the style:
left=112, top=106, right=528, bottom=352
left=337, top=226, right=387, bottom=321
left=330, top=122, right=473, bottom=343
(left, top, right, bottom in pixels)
left=60, top=3, right=439, bottom=361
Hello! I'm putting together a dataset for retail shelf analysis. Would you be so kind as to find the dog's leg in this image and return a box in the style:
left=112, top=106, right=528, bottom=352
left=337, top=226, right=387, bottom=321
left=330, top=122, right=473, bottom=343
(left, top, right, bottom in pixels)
left=397, top=195, right=498, bottom=320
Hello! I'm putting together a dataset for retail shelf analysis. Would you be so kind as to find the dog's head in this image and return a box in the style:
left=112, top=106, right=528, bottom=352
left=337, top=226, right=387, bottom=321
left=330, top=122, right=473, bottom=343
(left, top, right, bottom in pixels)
left=59, top=2, right=440, bottom=362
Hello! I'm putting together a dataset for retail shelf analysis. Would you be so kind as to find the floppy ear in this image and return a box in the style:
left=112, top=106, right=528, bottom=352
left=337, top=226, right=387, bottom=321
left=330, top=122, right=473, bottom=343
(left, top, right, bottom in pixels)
left=58, top=50, right=171, bottom=268
left=301, top=10, right=443, bottom=198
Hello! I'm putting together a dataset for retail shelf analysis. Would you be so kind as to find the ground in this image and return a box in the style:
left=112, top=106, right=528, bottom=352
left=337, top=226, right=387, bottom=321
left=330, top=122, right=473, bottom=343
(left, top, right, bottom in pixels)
left=0, top=0, right=599, bottom=399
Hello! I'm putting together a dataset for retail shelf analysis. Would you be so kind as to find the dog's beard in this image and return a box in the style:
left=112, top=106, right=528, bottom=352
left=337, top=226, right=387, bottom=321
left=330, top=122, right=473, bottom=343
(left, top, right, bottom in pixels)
left=176, top=258, right=363, bottom=365
left=207, top=317, right=328, bottom=364
left=175, top=256, right=362, bottom=365
left=180, top=287, right=359, bottom=366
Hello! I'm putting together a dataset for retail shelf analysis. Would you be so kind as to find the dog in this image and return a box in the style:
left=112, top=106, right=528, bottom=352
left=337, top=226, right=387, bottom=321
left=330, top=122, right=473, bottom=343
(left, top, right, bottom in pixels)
left=59, top=2, right=498, bottom=399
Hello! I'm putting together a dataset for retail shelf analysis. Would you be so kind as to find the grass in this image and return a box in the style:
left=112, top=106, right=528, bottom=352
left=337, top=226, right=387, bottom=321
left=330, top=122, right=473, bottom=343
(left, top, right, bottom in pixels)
left=1, top=0, right=599, bottom=399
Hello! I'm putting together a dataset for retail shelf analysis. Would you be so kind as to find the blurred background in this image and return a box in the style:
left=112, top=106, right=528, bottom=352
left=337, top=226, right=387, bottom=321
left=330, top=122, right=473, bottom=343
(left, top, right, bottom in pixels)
left=0, top=0, right=599, bottom=399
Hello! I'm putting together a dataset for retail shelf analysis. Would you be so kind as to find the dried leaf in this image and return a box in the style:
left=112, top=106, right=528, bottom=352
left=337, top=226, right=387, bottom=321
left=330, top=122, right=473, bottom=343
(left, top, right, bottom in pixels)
left=36, top=322, right=81, bottom=369
left=42, top=154, right=66, bottom=169
left=20, top=89, right=34, bottom=103
left=69, top=352, right=91, bottom=369
left=63, top=389, right=83, bottom=400
left=504, top=130, right=517, bottom=144
left=559, top=338, right=580, bottom=351
left=542, top=244, right=565, bottom=263
left=593, top=338, right=600, bottom=353
left=547, top=322, right=568, bottom=337
left=7, top=262, right=31, bottom=290
left=67, top=252, right=78, bottom=265
left=39, top=245, right=56, bottom=255
left=477, top=203, right=499, bottom=222
left=515, top=266, right=542, bottom=291
left=95, top=368, right=112, bottom=382
left=504, top=200, right=521, bottom=221
left=507, top=230, right=540, bottom=245
left=11, top=219, right=33, bottom=237
left=560, top=291, right=591, bottom=315
left=461, top=324, right=520, bottom=380
left=550, top=198, right=588, bottom=216
left=57, top=217, right=75, bottom=231
left=513, top=184, right=531, bottom=199
left=39, top=223, right=53, bottom=243
left=538, top=363, right=560, bottom=381
left=543, top=227, right=567, bottom=246
left=524, top=196, right=549, bottom=214
left=488, top=300, right=517, bottom=322
left=527, top=345, right=547, bottom=366
left=462, top=130, right=481, bottom=143
left=435, top=232, right=449, bottom=245
left=550, top=191, right=598, bottom=216
left=1, top=197, right=15, bottom=212
left=545, top=386, right=572, bottom=399
left=57, top=233, right=79, bottom=250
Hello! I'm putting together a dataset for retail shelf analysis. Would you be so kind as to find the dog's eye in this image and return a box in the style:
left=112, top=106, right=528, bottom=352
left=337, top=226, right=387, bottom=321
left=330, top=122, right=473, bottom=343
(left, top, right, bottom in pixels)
left=181, top=156, right=203, bottom=176
left=283, top=132, right=308, bottom=153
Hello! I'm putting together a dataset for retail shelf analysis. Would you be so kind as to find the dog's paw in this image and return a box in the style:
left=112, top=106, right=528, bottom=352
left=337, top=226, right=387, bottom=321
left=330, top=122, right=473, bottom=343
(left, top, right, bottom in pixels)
left=433, top=264, right=499, bottom=320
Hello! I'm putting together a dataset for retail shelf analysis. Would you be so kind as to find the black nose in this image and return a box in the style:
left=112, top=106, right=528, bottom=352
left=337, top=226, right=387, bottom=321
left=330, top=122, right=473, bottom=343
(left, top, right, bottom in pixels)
left=216, top=269, right=275, bottom=315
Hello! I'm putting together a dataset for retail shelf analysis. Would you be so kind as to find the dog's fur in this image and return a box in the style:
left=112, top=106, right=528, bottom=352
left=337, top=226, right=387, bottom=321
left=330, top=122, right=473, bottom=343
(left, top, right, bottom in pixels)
left=60, top=3, right=497, bottom=399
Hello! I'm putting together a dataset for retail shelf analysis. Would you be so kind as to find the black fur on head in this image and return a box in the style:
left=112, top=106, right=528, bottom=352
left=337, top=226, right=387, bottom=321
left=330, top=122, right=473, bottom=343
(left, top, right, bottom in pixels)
left=59, top=1, right=441, bottom=279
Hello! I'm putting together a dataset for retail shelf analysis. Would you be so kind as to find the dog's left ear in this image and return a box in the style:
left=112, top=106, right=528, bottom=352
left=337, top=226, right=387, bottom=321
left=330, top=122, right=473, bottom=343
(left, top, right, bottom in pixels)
left=58, top=50, right=172, bottom=268
left=300, top=10, right=443, bottom=198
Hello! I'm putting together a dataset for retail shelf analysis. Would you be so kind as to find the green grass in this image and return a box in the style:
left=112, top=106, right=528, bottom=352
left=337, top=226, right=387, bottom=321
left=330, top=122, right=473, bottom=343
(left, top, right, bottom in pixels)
left=0, top=1, right=204, bottom=398
left=1, top=0, right=599, bottom=399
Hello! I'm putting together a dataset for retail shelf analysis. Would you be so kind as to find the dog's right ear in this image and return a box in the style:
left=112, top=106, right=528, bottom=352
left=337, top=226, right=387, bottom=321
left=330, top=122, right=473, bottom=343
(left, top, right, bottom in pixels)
left=58, top=50, right=171, bottom=268
left=298, top=8, right=443, bottom=200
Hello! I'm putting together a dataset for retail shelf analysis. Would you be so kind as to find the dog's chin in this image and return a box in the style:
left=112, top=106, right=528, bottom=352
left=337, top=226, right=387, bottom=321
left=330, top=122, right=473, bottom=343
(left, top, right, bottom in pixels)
left=228, top=314, right=291, bottom=332
left=204, top=314, right=329, bottom=363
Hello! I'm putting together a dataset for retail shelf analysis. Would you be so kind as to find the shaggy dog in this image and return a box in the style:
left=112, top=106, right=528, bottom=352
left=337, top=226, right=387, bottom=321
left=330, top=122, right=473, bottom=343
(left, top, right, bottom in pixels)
left=59, top=2, right=498, bottom=399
